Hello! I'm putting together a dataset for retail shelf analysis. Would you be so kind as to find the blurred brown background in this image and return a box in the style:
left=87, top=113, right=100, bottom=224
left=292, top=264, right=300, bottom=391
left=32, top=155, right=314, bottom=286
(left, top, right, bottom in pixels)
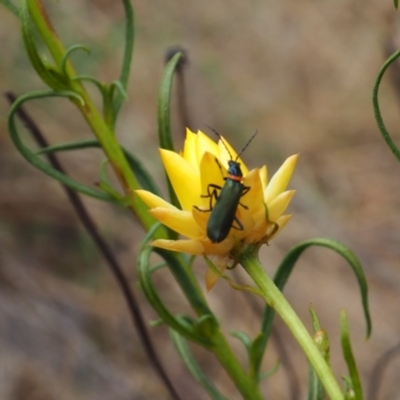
left=1, top=1, right=400, bottom=399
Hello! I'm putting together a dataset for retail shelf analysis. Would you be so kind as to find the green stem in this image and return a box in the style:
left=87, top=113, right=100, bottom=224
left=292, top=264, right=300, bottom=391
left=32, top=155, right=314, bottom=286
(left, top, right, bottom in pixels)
left=211, top=332, right=263, bottom=400
left=74, top=90, right=161, bottom=234
left=27, top=0, right=66, bottom=67
left=240, top=254, right=344, bottom=400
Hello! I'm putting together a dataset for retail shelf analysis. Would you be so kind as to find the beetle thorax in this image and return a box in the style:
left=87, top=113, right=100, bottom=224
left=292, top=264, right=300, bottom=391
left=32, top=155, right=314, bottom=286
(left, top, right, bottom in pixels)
left=227, top=160, right=243, bottom=180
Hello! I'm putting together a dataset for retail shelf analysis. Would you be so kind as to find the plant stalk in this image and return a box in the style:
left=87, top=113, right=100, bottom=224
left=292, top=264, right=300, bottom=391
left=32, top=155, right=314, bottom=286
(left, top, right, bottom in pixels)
left=240, top=254, right=344, bottom=400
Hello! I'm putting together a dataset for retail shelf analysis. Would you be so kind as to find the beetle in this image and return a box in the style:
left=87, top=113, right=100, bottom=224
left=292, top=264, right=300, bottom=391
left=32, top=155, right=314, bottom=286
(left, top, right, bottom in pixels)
left=196, top=127, right=257, bottom=243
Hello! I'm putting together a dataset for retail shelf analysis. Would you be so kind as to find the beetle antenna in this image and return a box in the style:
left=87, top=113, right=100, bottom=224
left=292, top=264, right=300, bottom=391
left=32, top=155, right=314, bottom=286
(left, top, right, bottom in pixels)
left=236, top=129, right=258, bottom=160
left=204, top=124, right=234, bottom=160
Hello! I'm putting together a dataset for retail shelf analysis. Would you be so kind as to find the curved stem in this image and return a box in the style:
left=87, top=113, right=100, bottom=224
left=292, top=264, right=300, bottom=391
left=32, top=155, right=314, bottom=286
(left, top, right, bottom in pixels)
left=372, top=49, right=400, bottom=163
left=112, top=0, right=134, bottom=124
left=240, top=254, right=344, bottom=400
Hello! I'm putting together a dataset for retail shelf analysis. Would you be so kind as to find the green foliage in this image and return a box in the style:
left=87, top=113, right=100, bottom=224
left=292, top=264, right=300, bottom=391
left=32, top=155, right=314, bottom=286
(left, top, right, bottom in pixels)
left=37, top=139, right=162, bottom=197
left=307, top=307, right=330, bottom=400
left=340, top=311, right=364, bottom=400
left=373, top=49, right=400, bottom=163
left=250, top=238, right=371, bottom=385
left=170, top=330, right=229, bottom=400
left=157, top=52, right=185, bottom=212
left=0, top=0, right=18, bottom=16
left=8, top=90, right=115, bottom=201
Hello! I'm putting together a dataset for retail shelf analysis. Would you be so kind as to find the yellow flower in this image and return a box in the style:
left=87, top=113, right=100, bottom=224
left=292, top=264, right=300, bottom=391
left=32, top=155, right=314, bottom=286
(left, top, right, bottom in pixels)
left=136, top=128, right=298, bottom=289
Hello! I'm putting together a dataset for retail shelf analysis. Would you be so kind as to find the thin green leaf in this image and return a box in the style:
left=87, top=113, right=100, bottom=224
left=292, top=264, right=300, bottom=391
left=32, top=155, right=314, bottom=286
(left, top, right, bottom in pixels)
left=138, top=246, right=215, bottom=347
left=272, top=239, right=371, bottom=336
left=123, top=145, right=162, bottom=196
left=142, top=222, right=164, bottom=245
left=394, top=0, right=398, bottom=9
left=158, top=51, right=183, bottom=152
left=259, top=359, right=280, bottom=381
left=309, top=306, right=322, bottom=332
left=111, top=0, right=135, bottom=126
left=157, top=52, right=184, bottom=213
left=343, top=376, right=356, bottom=400
left=340, top=310, right=364, bottom=400
left=61, top=44, right=91, bottom=77
left=252, top=238, right=371, bottom=379
left=1, top=0, right=19, bottom=16
left=307, top=307, right=329, bottom=400
left=230, top=330, right=252, bottom=354
left=72, top=73, right=107, bottom=89
left=249, top=333, right=266, bottom=380
left=170, top=329, right=229, bottom=400
left=373, top=48, right=400, bottom=163
left=71, top=76, right=116, bottom=127
left=36, top=138, right=162, bottom=196
left=97, top=159, right=132, bottom=205
left=154, top=248, right=212, bottom=318
left=148, top=261, right=168, bottom=274
left=8, top=91, right=115, bottom=202
left=36, top=139, right=105, bottom=154
left=308, top=363, right=324, bottom=400
left=194, top=314, right=219, bottom=338
left=232, top=329, right=281, bottom=382
left=106, top=81, right=129, bottom=126
left=109, top=80, right=128, bottom=101
left=20, top=0, right=67, bottom=90
left=138, top=246, right=211, bottom=346
left=149, top=318, right=165, bottom=327
left=187, top=254, right=196, bottom=268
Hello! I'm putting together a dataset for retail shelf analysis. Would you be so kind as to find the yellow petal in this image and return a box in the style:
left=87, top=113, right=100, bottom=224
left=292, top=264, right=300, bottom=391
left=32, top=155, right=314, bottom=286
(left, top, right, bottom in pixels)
left=205, top=255, right=230, bottom=291
left=217, top=136, right=249, bottom=176
left=205, top=268, right=220, bottom=291
left=182, top=128, right=199, bottom=168
left=150, top=208, right=202, bottom=239
left=136, top=190, right=175, bottom=209
left=198, top=151, right=225, bottom=208
left=268, top=214, right=292, bottom=240
left=160, top=149, right=201, bottom=210
left=240, top=169, right=264, bottom=241
left=232, top=206, right=255, bottom=238
left=242, top=169, right=264, bottom=220
left=267, top=190, right=296, bottom=221
left=152, top=239, right=205, bottom=255
left=191, top=207, right=208, bottom=233
left=202, top=237, right=235, bottom=255
left=259, top=165, right=268, bottom=189
left=196, top=130, right=219, bottom=161
left=244, top=218, right=268, bottom=244
left=264, top=154, right=298, bottom=204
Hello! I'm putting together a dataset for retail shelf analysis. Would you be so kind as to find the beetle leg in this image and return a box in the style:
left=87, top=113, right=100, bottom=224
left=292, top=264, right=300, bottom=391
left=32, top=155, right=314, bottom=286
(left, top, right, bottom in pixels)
left=241, top=185, right=250, bottom=196
left=204, top=184, right=222, bottom=197
left=238, top=185, right=250, bottom=209
left=194, top=184, right=221, bottom=212
left=231, top=216, right=244, bottom=231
